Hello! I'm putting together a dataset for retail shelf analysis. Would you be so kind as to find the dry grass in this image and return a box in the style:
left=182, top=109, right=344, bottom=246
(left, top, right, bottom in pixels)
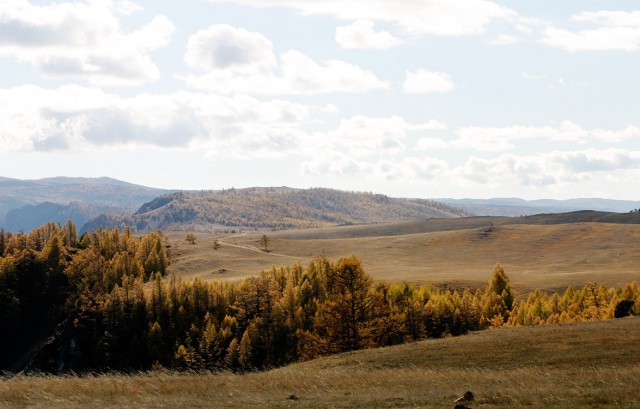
left=166, top=221, right=640, bottom=292
left=3, top=317, right=639, bottom=408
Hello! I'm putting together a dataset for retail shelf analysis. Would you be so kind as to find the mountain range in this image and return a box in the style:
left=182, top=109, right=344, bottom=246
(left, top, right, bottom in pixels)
left=1, top=176, right=639, bottom=233
left=437, top=197, right=640, bottom=216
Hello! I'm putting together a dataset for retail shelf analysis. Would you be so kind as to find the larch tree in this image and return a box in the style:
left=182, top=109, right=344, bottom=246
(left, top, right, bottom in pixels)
left=260, top=234, right=270, bottom=252
left=484, top=263, right=515, bottom=324
left=308, top=255, right=378, bottom=355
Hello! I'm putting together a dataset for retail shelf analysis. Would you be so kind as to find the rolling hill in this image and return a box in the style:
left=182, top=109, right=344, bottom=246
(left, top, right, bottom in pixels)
left=165, top=210, right=640, bottom=292
left=81, top=187, right=471, bottom=233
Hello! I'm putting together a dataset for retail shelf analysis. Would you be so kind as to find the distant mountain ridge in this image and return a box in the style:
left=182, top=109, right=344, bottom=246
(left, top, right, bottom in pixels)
left=436, top=197, right=640, bottom=216
left=81, top=187, right=471, bottom=233
left=4, top=175, right=640, bottom=234
left=3, top=201, right=116, bottom=233
left=0, top=177, right=170, bottom=232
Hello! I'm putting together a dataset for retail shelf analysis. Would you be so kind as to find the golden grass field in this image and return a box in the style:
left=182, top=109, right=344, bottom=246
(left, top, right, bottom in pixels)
left=166, top=218, right=640, bottom=293
left=2, top=317, right=639, bottom=408
left=3, top=217, right=640, bottom=407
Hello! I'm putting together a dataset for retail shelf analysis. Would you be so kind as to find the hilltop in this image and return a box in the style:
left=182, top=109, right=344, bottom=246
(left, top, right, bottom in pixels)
left=81, top=187, right=470, bottom=233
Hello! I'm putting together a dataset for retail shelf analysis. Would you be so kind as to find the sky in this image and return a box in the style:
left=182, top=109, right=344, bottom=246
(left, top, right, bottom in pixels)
left=1, top=0, right=639, bottom=200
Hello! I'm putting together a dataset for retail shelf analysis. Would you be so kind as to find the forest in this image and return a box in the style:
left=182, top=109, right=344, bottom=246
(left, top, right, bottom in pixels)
left=1, top=221, right=639, bottom=373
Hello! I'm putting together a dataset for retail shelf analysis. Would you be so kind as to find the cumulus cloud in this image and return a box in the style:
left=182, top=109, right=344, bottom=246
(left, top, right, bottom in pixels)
left=208, top=0, right=519, bottom=37
left=0, top=0, right=175, bottom=85
left=184, top=24, right=276, bottom=72
left=335, top=20, right=403, bottom=49
left=558, top=149, right=640, bottom=173
left=301, top=115, right=446, bottom=176
left=370, top=157, right=449, bottom=181
left=541, top=10, right=640, bottom=52
left=453, top=149, right=640, bottom=188
left=317, top=115, right=444, bottom=155
left=402, top=69, right=454, bottom=94
left=182, top=26, right=389, bottom=95
left=452, top=121, right=638, bottom=152
left=590, top=125, right=640, bottom=142
left=0, top=85, right=310, bottom=154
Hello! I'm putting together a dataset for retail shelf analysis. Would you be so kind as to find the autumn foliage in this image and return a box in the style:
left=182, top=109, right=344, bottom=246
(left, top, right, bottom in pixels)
left=1, top=222, right=639, bottom=373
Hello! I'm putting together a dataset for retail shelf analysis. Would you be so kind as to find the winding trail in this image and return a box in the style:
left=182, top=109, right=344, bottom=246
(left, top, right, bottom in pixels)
left=218, top=232, right=312, bottom=261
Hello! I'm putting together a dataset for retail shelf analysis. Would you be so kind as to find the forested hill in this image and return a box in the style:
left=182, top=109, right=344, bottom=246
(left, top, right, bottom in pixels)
left=81, top=187, right=470, bottom=233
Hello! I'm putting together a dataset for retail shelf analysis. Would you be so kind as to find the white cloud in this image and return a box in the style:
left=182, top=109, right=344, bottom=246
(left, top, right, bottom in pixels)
left=335, top=20, right=403, bottom=49
left=591, top=125, right=640, bottom=143
left=183, top=27, right=390, bottom=95
left=88, top=0, right=142, bottom=15
left=208, top=0, right=518, bottom=37
left=490, top=34, right=518, bottom=45
left=402, top=69, right=454, bottom=94
left=573, top=11, right=640, bottom=30
left=313, top=116, right=404, bottom=157
left=0, top=85, right=310, bottom=154
left=279, top=50, right=390, bottom=94
left=417, top=137, right=449, bottom=150
left=184, top=24, right=276, bottom=73
left=371, top=157, right=449, bottom=181
left=301, top=115, right=446, bottom=176
left=541, top=11, right=640, bottom=52
left=0, top=0, right=175, bottom=85
left=452, top=121, right=639, bottom=152
left=453, top=149, right=640, bottom=188
left=558, top=149, right=640, bottom=173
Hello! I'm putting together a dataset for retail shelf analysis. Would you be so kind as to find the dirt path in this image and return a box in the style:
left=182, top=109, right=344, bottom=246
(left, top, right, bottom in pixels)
left=219, top=233, right=311, bottom=261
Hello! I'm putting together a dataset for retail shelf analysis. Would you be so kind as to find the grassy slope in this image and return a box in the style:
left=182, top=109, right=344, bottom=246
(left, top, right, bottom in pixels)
left=166, top=218, right=640, bottom=292
left=3, top=317, right=639, bottom=408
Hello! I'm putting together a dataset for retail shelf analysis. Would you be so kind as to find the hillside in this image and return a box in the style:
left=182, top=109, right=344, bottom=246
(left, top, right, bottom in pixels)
left=0, top=177, right=170, bottom=232
left=3, top=318, right=639, bottom=408
left=166, top=210, right=640, bottom=292
left=81, top=187, right=470, bottom=233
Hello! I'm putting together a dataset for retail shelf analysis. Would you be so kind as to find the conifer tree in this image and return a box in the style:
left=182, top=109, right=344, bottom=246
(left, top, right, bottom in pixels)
left=260, top=234, right=269, bottom=252
left=313, top=256, right=376, bottom=353
left=225, top=338, right=239, bottom=367
left=484, top=263, right=514, bottom=323
left=238, top=329, right=253, bottom=369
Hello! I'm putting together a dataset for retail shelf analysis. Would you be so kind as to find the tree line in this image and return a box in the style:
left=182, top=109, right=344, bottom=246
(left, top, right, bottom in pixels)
left=1, top=222, right=638, bottom=373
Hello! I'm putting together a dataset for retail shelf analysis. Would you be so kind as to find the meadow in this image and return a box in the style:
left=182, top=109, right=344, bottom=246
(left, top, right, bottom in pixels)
left=166, top=217, right=640, bottom=293
left=2, top=317, right=638, bottom=408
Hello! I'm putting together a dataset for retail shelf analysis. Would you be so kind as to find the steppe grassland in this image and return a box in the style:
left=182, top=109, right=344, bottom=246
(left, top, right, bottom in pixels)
left=165, top=221, right=640, bottom=292
left=2, top=318, right=639, bottom=408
